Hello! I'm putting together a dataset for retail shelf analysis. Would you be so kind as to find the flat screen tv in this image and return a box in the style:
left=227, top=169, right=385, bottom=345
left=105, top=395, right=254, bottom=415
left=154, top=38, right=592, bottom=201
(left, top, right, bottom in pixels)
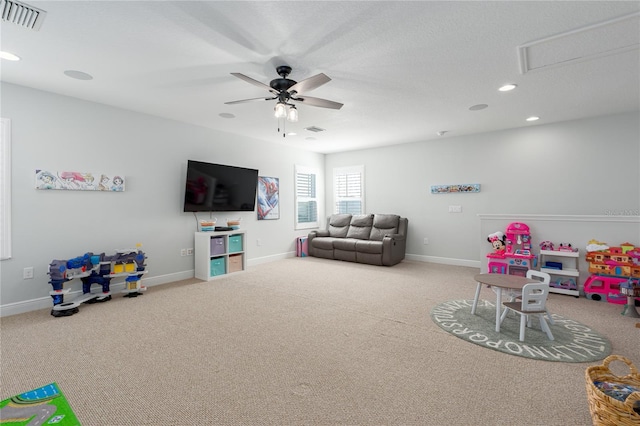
left=183, top=160, right=259, bottom=212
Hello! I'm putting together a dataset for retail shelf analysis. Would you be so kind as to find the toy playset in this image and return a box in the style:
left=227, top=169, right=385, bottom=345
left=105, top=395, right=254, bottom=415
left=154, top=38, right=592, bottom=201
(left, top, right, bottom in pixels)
left=538, top=240, right=580, bottom=293
left=583, top=240, right=640, bottom=309
left=48, top=244, right=147, bottom=317
left=486, top=222, right=536, bottom=276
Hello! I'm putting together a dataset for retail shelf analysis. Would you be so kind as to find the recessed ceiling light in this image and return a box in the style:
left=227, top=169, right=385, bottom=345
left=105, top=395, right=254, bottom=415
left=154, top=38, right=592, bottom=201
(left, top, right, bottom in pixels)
left=469, top=104, right=488, bottom=111
left=498, top=84, right=517, bottom=92
left=526, top=116, right=540, bottom=122
left=0, top=51, right=20, bottom=61
left=287, top=132, right=297, bottom=136
left=219, top=113, right=235, bottom=119
left=64, top=70, right=93, bottom=80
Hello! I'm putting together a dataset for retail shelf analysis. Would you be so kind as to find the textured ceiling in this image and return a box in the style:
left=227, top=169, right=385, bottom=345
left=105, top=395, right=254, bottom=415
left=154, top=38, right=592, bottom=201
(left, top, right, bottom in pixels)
left=1, top=1, right=639, bottom=154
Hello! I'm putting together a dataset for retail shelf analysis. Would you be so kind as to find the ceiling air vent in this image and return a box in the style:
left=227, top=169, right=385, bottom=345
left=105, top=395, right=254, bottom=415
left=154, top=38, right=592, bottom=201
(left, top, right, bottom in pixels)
left=0, top=0, right=46, bottom=31
left=305, top=126, right=325, bottom=133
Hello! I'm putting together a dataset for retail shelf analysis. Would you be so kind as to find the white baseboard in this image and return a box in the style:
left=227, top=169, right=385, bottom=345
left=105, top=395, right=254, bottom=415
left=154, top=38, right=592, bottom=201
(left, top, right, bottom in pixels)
left=0, top=270, right=195, bottom=318
left=250, top=252, right=481, bottom=269
left=247, top=252, right=296, bottom=266
left=406, top=254, right=481, bottom=268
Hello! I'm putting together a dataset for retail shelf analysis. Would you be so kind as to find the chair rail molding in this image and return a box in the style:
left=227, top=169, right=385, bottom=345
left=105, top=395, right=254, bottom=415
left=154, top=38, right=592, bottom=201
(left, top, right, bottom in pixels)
left=478, top=214, right=640, bottom=223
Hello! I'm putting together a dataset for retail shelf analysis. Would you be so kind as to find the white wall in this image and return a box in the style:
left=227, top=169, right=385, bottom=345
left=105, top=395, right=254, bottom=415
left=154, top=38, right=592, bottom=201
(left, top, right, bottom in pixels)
left=0, top=83, right=324, bottom=313
left=325, top=112, right=640, bottom=265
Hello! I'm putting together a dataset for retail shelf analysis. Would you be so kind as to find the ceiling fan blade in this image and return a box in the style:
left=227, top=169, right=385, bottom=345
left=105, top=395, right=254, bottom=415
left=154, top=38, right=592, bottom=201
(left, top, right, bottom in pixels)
left=230, top=73, right=278, bottom=94
left=224, top=96, right=276, bottom=105
left=287, top=73, right=331, bottom=94
left=294, top=95, right=343, bottom=110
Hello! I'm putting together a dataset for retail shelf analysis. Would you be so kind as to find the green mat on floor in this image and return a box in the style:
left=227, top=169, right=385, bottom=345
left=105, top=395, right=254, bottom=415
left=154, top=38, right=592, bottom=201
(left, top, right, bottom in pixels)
left=0, top=383, right=80, bottom=425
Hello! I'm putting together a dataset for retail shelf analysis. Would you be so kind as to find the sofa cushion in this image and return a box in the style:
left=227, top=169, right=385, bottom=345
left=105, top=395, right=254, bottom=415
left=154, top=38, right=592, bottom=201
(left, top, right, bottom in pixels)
left=311, top=237, right=340, bottom=250
left=355, top=240, right=383, bottom=254
left=333, top=238, right=358, bottom=251
left=369, top=214, right=400, bottom=241
left=346, top=214, right=374, bottom=240
left=328, top=214, right=352, bottom=238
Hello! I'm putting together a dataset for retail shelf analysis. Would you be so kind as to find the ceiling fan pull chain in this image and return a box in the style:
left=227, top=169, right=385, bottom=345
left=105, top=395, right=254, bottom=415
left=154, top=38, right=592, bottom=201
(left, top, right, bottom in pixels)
left=277, top=117, right=287, bottom=137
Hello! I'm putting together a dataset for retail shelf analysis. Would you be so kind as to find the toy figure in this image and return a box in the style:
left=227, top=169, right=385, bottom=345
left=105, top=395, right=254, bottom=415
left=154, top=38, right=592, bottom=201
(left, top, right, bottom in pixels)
left=539, top=240, right=554, bottom=251
left=558, top=243, right=575, bottom=252
left=487, top=231, right=506, bottom=255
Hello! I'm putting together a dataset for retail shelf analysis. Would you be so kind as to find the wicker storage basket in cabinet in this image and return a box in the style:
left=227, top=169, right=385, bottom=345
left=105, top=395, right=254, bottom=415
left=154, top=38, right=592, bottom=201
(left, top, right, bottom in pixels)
left=585, top=355, right=640, bottom=425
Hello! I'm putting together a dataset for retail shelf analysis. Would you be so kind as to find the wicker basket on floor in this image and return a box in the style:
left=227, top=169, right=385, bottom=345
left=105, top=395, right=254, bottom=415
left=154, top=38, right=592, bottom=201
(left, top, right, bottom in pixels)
left=585, top=355, right=640, bottom=426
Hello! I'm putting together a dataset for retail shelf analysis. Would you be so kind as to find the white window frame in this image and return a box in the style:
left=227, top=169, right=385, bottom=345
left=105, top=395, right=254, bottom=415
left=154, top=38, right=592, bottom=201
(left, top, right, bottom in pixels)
left=294, top=165, right=319, bottom=230
left=1, top=118, right=11, bottom=260
left=333, top=165, right=365, bottom=215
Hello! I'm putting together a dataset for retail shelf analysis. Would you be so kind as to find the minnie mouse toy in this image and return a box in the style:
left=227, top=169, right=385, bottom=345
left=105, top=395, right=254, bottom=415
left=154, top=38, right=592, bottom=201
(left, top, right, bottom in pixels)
left=487, top=231, right=507, bottom=255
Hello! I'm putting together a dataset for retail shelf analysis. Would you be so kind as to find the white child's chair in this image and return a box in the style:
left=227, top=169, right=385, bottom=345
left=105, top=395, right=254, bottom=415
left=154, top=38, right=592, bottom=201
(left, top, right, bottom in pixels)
left=500, top=283, right=555, bottom=342
left=524, top=270, right=554, bottom=325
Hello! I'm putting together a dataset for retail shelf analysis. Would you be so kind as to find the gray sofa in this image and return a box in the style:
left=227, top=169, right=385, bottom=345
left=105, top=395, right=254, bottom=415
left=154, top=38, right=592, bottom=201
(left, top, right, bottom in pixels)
left=307, top=214, right=408, bottom=266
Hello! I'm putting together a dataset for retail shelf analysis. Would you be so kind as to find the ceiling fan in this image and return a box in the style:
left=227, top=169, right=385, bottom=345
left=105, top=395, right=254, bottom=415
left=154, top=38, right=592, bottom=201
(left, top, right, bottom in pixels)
left=225, top=66, right=343, bottom=124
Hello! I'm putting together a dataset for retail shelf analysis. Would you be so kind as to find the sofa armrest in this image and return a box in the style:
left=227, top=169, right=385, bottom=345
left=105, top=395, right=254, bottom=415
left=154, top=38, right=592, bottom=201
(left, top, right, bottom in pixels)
left=385, top=233, right=405, bottom=241
left=307, top=230, right=329, bottom=256
left=310, top=230, right=330, bottom=238
left=381, top=233, right=406, bottom=266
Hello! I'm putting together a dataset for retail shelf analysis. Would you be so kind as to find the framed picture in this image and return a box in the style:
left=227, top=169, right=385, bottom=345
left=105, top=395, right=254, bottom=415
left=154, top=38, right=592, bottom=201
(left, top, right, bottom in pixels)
left=430, top=183, right=480, bottom=194
left=257, top=176, right=279, bottom=220
left=35, top=170, right=125, bottom=191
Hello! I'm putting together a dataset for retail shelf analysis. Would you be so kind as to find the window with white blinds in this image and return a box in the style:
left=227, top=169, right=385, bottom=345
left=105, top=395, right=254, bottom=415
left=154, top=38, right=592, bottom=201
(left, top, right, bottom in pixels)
left=295, top=165, right=318, bottom=229
left=1, top=118, right=11, bottom=260
left=334, top=165, right=364, bottom=215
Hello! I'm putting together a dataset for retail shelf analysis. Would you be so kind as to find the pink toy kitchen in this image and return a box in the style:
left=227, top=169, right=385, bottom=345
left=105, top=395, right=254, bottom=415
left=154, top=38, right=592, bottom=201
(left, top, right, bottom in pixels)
left=487, top=222, right=536, bottom=276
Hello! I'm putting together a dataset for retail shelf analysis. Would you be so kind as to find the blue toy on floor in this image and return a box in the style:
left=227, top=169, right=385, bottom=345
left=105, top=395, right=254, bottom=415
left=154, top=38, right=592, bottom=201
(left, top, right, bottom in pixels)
left=48, top=244, right=147, bottom=317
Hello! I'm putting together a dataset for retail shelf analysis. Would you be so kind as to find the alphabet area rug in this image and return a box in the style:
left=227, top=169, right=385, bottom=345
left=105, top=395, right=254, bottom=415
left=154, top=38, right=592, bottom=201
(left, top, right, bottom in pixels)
left=431, top=299, right=611, bottom=363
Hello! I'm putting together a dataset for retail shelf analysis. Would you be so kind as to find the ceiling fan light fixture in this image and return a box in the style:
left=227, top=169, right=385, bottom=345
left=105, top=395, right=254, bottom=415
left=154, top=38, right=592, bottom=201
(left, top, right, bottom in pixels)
left=228, top=67, right=342, bottom=126
left=274, top=102, right=286, bottom=118
left=287, top=105, right=298, bottom=122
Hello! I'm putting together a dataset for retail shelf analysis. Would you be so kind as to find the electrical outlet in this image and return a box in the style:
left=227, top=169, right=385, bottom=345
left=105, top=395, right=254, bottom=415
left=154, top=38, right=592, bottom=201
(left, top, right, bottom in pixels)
left=186, top=248, right=193, bottom=255
left=180, top=248, right=187, bottom=257
left=423, top=238, right=429, bottom=245
left=256, top=239, right=262, bottom=246
left=448, top=205, right=462, bottom=213
left=23, top=267, right=34, bottom=279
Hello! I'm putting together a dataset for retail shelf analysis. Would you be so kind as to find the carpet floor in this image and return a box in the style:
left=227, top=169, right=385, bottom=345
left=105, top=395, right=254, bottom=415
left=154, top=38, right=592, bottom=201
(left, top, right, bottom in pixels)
left=1, top=258, right=639, bottom=425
